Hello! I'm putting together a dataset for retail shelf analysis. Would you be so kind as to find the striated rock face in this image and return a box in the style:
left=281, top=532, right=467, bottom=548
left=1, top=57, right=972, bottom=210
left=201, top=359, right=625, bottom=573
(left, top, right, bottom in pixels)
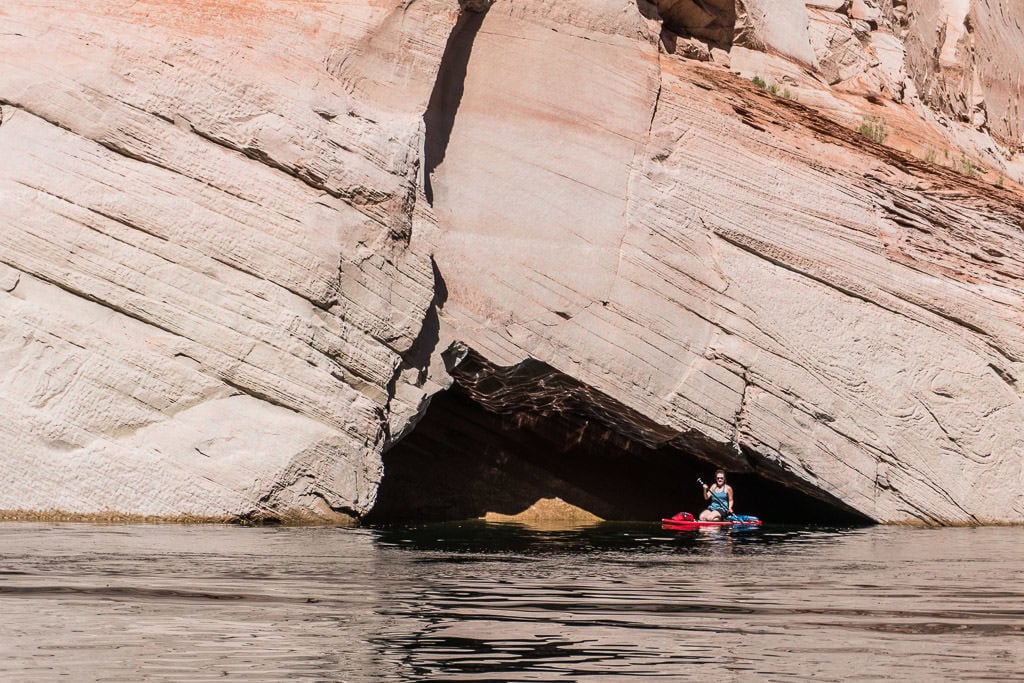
left=0, top=0, right=450, bottom=521
left=1, top=0, right=1022, bottom=524
left=902, top=0, right=1024, bottom=145
left=416, top=0, right=1024, bottom=525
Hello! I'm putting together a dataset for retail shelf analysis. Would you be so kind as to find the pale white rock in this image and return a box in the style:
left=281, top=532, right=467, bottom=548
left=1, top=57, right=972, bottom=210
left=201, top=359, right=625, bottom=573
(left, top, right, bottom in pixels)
left=901, top=0, right=1024, bottom=148
left=0, top=0, right=1022, bottom=526
left=868, top=31, right=908, bottom=87
left=965, top=0, right=1024, bottom=148
left=422, top=7, right=1024, bottom=524
left=422, top=2, right=662, bottom=348
left=850, top=0, right=883, bottom=22
left=807, top=8, right=874, bottom=85
left=0, top=263, right=19, bottom=293
left=710, top=47, right=732, bottom=66
left=735, top=0, right=819, bottom=68
left=0, top=0, right=449, bottom=521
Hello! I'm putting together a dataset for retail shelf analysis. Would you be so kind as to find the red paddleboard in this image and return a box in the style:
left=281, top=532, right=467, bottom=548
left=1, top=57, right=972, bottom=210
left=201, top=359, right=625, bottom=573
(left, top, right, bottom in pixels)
left=661, top=512, right=761, bottom=530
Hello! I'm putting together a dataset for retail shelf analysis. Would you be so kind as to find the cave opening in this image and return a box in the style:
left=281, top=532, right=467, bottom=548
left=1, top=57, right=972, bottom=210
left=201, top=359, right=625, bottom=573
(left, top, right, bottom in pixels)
left=368, top=352, right=872, bottom=526
left=638, top=0, right=738, bottom=53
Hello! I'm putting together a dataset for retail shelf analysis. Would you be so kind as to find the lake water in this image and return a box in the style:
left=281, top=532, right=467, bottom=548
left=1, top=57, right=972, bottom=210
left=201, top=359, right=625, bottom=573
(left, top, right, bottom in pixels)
left=0, top=522, right=1021, bottom=681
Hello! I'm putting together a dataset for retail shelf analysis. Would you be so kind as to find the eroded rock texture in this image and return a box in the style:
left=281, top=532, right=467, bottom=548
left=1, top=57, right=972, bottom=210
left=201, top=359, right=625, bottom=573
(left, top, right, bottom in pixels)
left=0, top=0, right=1021, bottom=524
left=0, top=0, right=450, bottom=521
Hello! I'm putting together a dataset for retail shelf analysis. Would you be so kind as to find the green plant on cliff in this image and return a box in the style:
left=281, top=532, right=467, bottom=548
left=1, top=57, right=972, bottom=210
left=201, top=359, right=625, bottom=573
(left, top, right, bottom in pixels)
left=751, top=76, right=794, bottom=100
left=752, top=76, right=778, bottom=95
left=953, top=153, right=982, bottom=179
left=857, top=116, right=887, bottom=144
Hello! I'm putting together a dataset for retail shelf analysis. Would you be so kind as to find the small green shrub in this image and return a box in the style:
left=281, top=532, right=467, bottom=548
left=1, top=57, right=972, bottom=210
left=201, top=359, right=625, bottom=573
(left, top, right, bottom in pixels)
left=857, top=116, right=887, bottom=144
left=953, top=153, right=981, bottom=179
left=924, top=147, right=938, bottom=164
left=751, top=75, right=793, bottom=99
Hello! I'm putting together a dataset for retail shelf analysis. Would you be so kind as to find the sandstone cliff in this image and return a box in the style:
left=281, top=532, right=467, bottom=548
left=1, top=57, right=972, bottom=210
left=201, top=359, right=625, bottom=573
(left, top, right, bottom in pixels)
left=0, top=0, right=1021, bottom=524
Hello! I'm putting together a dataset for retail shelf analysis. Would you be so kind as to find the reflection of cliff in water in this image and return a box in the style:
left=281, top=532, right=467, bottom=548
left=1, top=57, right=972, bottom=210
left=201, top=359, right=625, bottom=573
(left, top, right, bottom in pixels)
left=370, top=519, right=816, bottom=554
left=368, top=352, right=872, bottom=526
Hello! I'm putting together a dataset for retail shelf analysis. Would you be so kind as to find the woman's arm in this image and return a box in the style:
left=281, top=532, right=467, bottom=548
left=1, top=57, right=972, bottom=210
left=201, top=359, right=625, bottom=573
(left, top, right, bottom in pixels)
left=703, top=484, right=710, bottom=501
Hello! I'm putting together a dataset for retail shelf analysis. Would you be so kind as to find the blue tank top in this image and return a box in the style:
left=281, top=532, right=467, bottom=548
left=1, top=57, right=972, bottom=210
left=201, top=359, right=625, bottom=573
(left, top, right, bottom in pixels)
left=709, top=487, right=729, bottom=513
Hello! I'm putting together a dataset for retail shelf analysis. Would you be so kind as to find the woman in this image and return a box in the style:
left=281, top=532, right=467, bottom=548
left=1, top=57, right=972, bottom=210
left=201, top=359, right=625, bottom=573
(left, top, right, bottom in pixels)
left=700, top=469, right=733, bottom=521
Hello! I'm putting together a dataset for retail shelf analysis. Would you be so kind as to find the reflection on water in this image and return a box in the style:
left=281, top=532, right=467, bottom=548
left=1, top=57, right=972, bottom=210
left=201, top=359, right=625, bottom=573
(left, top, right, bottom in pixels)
left=0, top=522, right=1021, bottom=681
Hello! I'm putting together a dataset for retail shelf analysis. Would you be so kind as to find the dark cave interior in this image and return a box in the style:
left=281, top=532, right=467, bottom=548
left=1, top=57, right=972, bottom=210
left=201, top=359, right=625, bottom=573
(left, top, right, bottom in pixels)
left=638, top=0, right=738, bottom=51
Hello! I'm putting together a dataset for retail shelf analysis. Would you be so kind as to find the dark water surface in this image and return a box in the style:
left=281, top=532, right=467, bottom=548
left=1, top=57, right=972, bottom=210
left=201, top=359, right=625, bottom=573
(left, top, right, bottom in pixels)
left=0, top=522, right=1021, bottom=681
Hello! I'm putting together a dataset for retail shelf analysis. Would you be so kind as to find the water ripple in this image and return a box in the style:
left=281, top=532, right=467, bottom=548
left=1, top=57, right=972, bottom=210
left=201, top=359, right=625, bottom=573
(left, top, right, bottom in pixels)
left=0, top=522, right=1021, bottom=681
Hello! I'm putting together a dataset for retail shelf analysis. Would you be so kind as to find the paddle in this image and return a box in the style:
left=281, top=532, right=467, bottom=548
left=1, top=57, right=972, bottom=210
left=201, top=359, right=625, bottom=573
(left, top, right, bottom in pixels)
left=699, top=476, right=737, bottom=520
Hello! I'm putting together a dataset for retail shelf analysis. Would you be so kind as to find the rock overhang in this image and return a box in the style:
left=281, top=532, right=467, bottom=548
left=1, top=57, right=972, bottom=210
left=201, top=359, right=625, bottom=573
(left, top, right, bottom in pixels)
left=370, top=347, right=874, bottom=524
